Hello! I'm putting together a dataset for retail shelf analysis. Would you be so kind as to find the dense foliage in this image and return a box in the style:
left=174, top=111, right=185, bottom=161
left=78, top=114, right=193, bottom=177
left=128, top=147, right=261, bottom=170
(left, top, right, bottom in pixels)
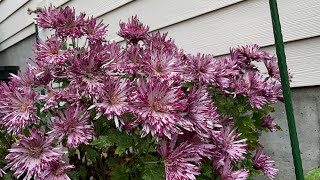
left=0, top=5, right=285, bottom=180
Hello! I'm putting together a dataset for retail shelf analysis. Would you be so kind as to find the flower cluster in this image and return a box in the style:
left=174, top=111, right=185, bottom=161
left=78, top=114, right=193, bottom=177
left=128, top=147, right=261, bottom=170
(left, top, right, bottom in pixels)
left=0, top=5, right=283, bottom=180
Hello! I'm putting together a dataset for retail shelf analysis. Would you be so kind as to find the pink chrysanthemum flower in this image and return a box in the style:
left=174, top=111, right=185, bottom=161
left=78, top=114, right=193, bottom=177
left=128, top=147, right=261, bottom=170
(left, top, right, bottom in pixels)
left=142, top=48, right=184, bottom=81
left=68, top=48, right=105, bottom=97
left=233, top=71, right=268, bottom=109
left=40, top=160, right=74, bottom=180
left=129, top=79, right=186, bottom=138
left=253, top=147, right=278, bottom=179
left=5, top=128, right=63, bottom=180
left=35, top=5, right=57, bottom=29
left=264, top=80, right=283, bottom=103
left=34, top=36, right=70, bottom=65
left=158, top=136, right=213, bottom=180
left=90, top=77, right=130, bottom=128
left=121, top=45, right=144, bottom=74
left=145, top=32, right=177, bottom=54
left=262, top=115, right=277, bottom=132
left=219, top=159, right=249, bottom=180
left=50, top=105, right=94, bottom=148
left=39, top=85, right=62, bottom=111
left=263, top=56, right=280, bottom=80
left=118, top=16, right=149, bottom=44
left=0, top=83, right=38, bottom=133
left=213, top=126, right=247, bottom=164
left=83, top=16, right=108, bottom=44
left=99, top=41, right=123, bottom=71
left=9, top=64, right=39, bottom=88
left=185, top=53, right=218, bottom=84
left=179, top=87, right=219, bottom=137
left=231, top=44, right=268, bottom=69
left=55, top=7, right=85, bottom=38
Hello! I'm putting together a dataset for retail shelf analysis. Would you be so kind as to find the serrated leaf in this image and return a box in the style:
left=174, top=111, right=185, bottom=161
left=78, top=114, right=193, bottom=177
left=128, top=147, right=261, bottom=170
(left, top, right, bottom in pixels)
left=92, top=129, right=133, bottom=155
left=110, top=165, right=129, bottom=180
left=142, top=162, right=165, bottom=180
left=68, top=148, right=76, bottom=156
left=79, top=166, right=87, bottom=178
left=86, top=148, right=99, bottom=162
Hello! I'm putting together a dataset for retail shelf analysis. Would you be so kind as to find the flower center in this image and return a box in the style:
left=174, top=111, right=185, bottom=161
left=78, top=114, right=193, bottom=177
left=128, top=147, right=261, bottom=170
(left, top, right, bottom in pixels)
left=54, top=167, right=65, bottom=176
left=20, top=102, right=31, bottom=112
left=109, top=96, right=120, bottom=105
left=150, top=98, right=167, bottom=112
left=29, top=145, right=44, bottom=158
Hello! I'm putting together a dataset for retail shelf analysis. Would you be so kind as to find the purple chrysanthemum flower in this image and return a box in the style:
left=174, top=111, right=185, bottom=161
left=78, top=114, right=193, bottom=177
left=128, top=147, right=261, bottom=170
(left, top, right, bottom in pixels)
left=50, top=105, right=94, bottom=148
left=263, top=56, right=280, bottom=80
left=219, top=159, right=249, bottom=180
left=253, top=147, right=278, bottom=179
left=68, top=48, right=105, bottom=98
left=184, top=53, right=217, bottom=84
left=39, top=85, right=62, bottom=112
left=262, top=115, right=277, bottom=132
left=37, top=6, right=86, bottom=38
left=83, top=16, right=108, bottom=44
left=145, top=32, right=177, bottom=53
left=118, top=16, right=149, bottom=44
left=90, top=77, right=130, bottom=128
left=158, top=136, right=213, bottom=180
left=5, top=128, right=63, bottom=180
left=213, top=126, right=247, bottom=166
left=142, top=48, right=184, bottom=81
left=129, top=79, right=186, bottom=138
left=231, top=44, right=268, bottom=70
left=121, top=44, right=144, bottom=74
left=233, top=71, right=268, bottom=109
left=9, top=64, right=39, bottom=88
left=0, top=83, right=38, bottom=133
left=40, top=160, right=74, bottom=180
left=35, top=5, right=57, bottom=29
left=99, top=41, right=123, bottom=71
left=179, top=87, right=219, bottom=137
left=34, top=36, right=70, bottom=65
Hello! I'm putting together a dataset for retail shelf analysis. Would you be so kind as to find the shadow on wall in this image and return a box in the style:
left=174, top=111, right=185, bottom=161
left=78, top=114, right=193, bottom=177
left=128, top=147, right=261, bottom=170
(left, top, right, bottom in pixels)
left=0, top=66, right=19, bottom=83
left=256, top=86, right=320, bottom=180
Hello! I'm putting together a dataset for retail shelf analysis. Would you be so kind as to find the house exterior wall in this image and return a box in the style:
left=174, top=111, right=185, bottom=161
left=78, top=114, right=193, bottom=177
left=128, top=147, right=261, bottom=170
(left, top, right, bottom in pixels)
left=0, top=0, right=320, bottom=179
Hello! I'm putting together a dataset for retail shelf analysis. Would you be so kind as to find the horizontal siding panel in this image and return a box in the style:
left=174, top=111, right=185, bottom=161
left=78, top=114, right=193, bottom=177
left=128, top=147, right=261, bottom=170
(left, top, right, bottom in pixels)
left=0, top=0, right=69, bottom=44
left=0, top=25, right=34, bottom=52
left=156, top=0, right=320, bottom=56
left=98, top=0, right=244, bottom=40
left=0, top=0, right=29, bottom=23
left=0, top=0, right=133, bottom=51
left=65, top=0, right=134, bottom=17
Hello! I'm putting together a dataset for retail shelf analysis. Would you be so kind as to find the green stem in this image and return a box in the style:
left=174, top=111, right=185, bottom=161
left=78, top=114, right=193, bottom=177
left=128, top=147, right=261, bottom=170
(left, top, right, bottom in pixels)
left=269, top=0, right=304, bottom=179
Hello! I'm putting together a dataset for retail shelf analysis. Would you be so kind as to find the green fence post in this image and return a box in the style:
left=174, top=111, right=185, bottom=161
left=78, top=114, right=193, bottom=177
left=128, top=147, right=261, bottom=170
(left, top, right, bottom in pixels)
left=268, top=0, right=304, bottom=179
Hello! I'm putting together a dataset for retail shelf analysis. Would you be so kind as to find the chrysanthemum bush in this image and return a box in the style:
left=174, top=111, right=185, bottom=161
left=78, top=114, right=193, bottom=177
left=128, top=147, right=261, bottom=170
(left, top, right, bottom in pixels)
left=0, top=5, right=285, bottom=180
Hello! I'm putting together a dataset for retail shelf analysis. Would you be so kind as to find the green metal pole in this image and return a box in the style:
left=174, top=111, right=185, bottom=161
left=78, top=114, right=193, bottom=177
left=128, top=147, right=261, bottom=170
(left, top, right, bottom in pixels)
left=269, top=0, right=304, bottom=179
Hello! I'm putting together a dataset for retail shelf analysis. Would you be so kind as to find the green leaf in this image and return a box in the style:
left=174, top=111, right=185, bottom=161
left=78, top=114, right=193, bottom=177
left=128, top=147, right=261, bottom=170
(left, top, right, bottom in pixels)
left=86, top=147, right=99, bottom=162
left=68, top=148, right=76, bottom=156
left=110, top=165, right=129, bottom=180
left=197, top=162, right=213, bottom=180
left=79, top=166, right=88, bottom=178
left=142, top=162, right=165, bottom=180
left=305, top=168, right=320, bottom=180
left=92, top=129, right=134, bottom=155
left=182, top=81, right=194, bottom=88
left=3, top=171, right=13, bottom=180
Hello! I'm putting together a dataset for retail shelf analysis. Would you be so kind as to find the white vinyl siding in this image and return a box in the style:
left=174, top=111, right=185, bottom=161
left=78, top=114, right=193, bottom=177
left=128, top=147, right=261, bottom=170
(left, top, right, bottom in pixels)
left=0, top=0, right=319, bottom=87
